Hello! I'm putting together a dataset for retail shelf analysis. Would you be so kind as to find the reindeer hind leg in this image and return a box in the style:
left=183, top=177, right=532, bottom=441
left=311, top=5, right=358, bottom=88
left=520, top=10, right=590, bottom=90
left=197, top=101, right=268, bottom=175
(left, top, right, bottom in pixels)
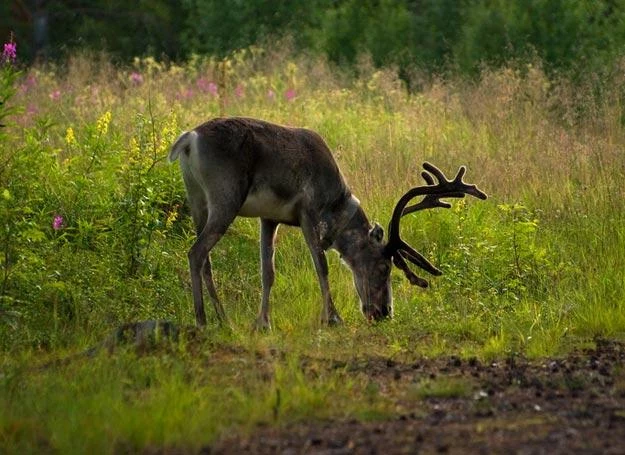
left=183, top=166, right=244, bottom=326
left=188, top=205, right=239, bottom=326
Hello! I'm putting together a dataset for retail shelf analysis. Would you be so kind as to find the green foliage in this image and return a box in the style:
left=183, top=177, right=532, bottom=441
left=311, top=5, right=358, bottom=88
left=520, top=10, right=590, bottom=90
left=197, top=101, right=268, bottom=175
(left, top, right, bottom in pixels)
left=182, top=0, right=323, bottom=58
left=44, top=1, right=187, bottom=60
left=455, top=0, right=625, bottom=75
left=6, top=0, right=625, bottom=77
left=112, top=109, right=180, bottom=277
left=406, top=0, right=467, bottom=71
left=438, top=202, right=555, bottom=301
left=310, top=0, right=414, bottom=67
left=0, top=64, right=188, bottom=348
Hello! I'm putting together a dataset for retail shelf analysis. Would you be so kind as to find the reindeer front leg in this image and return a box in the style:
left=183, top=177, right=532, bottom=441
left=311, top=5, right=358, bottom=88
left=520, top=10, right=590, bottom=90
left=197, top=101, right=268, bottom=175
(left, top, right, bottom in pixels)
left=300, top=211, right=343, bottom=326
left=255, top=219, right=279, bottom=331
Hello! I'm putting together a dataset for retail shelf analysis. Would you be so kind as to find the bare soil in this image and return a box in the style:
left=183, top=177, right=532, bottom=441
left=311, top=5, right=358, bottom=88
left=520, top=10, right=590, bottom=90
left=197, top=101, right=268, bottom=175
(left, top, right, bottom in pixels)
left=205, top=339, right=625, bottom=454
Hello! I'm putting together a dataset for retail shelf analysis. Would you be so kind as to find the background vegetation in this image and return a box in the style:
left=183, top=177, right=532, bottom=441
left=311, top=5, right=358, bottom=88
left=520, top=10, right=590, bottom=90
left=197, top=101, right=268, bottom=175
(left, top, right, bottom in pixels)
left=4, top=0, right=625, bottom=77
left=1, top=2, right=625, bottom=452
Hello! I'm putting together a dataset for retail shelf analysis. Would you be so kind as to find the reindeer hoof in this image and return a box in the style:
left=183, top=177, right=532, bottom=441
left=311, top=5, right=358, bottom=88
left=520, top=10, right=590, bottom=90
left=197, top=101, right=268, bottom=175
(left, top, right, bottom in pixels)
left=253, top=318, right=272, bottom=332
left=216, top=315, right=232, bottom=330
left=323, top=313, right=343, bottom=326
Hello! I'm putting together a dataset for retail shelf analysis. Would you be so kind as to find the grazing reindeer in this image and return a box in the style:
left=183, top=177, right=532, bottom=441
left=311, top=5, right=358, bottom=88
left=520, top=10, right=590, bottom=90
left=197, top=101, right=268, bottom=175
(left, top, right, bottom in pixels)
left=169, top=117, right=487, bottom=329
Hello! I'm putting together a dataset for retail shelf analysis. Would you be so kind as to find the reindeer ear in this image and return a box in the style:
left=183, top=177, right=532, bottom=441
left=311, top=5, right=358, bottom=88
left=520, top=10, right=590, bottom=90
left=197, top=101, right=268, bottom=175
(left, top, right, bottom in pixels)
left=369, top=223, right=384, bottom=243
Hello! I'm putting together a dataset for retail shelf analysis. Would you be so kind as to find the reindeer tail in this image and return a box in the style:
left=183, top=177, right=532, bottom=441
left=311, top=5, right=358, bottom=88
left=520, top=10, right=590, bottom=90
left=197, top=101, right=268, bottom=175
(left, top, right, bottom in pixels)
left=168, top=131, right=193, bottom=163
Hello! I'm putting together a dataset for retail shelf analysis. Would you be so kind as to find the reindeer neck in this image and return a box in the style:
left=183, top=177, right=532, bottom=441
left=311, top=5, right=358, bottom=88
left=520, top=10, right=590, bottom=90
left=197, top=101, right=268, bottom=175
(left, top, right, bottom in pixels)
left=332, top=208, right=373, bottom=265
left=318, top=194, right=360, bottom=249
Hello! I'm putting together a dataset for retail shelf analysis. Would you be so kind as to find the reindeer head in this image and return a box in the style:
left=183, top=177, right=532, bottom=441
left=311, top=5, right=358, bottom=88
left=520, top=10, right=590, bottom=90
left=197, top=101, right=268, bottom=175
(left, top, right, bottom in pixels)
left=340, top=162, right=487, bottom=322
left=340, top=221, right=394, bottom=321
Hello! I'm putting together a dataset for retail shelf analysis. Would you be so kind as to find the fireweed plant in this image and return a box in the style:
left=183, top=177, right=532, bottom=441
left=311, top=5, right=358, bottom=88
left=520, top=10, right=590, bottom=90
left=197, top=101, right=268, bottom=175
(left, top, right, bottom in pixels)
left=1, top=35, right=22, bottom=315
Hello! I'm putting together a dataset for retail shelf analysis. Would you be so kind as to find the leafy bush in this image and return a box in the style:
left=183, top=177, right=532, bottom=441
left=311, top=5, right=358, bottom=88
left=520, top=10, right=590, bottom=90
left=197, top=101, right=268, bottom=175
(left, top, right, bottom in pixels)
left=454, top=0, right=625, bottom=75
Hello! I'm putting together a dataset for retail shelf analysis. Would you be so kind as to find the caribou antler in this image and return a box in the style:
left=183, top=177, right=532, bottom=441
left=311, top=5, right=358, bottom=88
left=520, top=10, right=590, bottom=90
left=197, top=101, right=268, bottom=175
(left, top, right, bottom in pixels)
left=385, top=162, right=487, bottom=288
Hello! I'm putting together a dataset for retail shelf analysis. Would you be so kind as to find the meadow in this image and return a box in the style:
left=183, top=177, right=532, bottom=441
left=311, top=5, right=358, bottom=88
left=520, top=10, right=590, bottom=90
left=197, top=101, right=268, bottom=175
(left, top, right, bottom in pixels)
left=0, top=48, right=624, bottom=452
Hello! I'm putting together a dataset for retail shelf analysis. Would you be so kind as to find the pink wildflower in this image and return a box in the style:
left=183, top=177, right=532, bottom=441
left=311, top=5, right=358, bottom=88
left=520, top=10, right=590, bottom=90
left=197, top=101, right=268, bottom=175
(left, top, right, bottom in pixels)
left=130, top=72, right=143, bottom=85
left=234, top=84, right=245, bottom=98
left=52, top=215, right=64, bottom=231
left=195, top=79, right=219, bottom=97
left=267, top=89, right=276, bottom=100
left=2, top=41, right=16, bottom=63
left=208, top=82, right=218, bottom=97
left=19, top=75, right=37, bottom=93
left=177, top=88, right=194, bottom=100
left=284, top=88, right=296, bottom=102
left=196, top=78, right=211, bottom=93
left=49, top=90, right=61, bottom=101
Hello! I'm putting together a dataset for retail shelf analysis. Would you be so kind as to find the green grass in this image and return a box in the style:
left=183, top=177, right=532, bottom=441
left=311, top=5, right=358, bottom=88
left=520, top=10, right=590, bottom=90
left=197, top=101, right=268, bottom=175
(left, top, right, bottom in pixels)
left=0, top=345, right=391, bottom=453
left=1, top=49, right=625, bottom=452
left=410, top=377, right=474, bottom=400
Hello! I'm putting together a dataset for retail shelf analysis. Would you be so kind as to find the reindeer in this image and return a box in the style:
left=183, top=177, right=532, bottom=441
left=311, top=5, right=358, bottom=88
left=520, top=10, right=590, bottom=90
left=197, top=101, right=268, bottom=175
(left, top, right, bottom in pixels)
left=168, top=117, right=487, bottom=329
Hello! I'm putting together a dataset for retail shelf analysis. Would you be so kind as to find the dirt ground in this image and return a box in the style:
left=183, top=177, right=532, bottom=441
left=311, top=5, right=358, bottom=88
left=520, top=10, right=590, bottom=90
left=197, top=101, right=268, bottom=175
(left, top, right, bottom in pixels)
left=205, top=339, right=625, bottom=454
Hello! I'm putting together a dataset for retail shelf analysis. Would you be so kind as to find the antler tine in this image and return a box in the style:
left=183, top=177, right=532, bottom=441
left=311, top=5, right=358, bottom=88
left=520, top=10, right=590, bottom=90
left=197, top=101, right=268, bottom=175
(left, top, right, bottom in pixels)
left=403, top=162, right=487, bottom=216
left=403, top=164, right=464, bottom=216
left=454, top=165, right=466, bottom=181
left=422, top=161, right=448, bottom=183
left=397, top=238, right=442, bottom=276
left=385, top=162, right=488, bottom=286
left=413, top=170, right=453, bottom=213
left=402, top=193, right=458, bottom=216
left=423, top=162, right=487, bottom=201
left=421, top=171, right=435, bottom=185
left=392, top=252, right=429, bottom=288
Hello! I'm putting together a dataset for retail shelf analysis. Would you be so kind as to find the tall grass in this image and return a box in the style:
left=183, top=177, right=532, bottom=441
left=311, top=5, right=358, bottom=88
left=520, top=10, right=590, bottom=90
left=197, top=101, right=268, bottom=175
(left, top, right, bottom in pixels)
left=1, top=48, right=624, bottom=451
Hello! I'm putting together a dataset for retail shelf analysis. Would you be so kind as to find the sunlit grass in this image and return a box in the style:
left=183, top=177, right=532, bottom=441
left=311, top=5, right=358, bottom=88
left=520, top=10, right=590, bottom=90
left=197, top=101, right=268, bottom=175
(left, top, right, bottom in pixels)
left=0, top=347, right=389, bottom=453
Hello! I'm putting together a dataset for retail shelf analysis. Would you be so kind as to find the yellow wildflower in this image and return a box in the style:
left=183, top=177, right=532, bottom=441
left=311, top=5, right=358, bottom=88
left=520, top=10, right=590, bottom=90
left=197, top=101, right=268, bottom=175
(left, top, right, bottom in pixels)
left=128, top=137, right=141, bottom=164
left=160, top=112, right=179, bottom=153
left=165, top=204, right=179, bottom=229
left=96, top=111, right=112, bottom=135
left=65, top=127, right=76, bottom=146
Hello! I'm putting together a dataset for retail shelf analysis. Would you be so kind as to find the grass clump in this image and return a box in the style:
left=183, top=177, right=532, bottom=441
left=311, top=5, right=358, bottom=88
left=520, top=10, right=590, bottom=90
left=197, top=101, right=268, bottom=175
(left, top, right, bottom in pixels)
left=411, top=377, right=474, bottom=400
